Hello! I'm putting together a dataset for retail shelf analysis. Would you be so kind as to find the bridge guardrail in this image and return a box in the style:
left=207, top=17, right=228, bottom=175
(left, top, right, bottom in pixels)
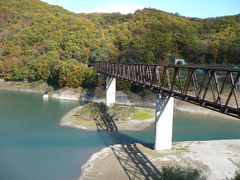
left=96, top=61, right=240, bottom=119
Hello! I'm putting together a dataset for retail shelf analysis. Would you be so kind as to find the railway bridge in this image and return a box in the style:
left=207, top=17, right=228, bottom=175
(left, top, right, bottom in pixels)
left=95, top=61, right=240, bottom=150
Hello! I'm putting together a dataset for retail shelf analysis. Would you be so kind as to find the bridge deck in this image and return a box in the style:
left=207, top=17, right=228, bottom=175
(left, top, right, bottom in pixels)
left=96, top=61, right=240, bottom=119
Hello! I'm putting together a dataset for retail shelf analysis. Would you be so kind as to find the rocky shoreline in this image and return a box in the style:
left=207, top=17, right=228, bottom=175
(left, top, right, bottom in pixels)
left=0, top=86, right=45, bottom=93
left=79, top=140, right=240, bottom=180
left=53, top=88, right=237, bottom=123
left=0, top=81, right=237, bottom=121
left=44, top=89, right=239, bottom=120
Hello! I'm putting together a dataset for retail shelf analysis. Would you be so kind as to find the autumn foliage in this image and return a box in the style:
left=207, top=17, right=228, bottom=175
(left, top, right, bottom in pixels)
left=0, top=0, right=239, bottom=88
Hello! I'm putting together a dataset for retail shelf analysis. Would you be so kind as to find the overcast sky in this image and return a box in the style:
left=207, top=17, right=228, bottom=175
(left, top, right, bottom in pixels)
left=41, top=0, right=240, bottom=18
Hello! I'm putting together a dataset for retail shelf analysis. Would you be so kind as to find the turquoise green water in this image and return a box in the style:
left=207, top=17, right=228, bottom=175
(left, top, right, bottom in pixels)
left=0, top=90, right=240, bottom=180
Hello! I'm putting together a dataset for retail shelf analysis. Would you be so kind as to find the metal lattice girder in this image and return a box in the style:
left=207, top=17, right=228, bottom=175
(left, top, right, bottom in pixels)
left=96, top=61, right=240, bottom=119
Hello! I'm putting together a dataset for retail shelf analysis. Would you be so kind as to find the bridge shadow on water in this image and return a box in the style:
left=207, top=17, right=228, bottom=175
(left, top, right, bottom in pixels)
left=92, top=108, right=162, bottom=180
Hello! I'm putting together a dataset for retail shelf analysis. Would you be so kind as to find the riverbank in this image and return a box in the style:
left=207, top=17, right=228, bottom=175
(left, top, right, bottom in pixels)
left=80, top=140, right=240, bottom=180
left=0, top=79, right=237, bottom=120
left=0, top=79, right=46, bottom=93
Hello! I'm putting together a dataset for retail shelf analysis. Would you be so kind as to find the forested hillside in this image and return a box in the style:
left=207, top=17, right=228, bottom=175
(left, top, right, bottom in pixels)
left=0, top=0, right=239, bottom=87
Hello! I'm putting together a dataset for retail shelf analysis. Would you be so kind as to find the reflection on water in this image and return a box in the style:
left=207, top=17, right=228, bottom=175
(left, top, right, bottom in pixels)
left=0, top=90, right=240, bottom=180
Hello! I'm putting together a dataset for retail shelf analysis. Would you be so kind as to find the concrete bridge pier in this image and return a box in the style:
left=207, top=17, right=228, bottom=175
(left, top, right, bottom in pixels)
left=105, top=76, right=174, bottom=150
left=106, top=77, right=116, bottom=106
left=154, top=95, right=174, bottom=151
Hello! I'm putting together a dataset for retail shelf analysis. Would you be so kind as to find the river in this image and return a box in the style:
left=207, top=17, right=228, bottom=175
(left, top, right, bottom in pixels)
left=0, top=90, right=240, bottom=180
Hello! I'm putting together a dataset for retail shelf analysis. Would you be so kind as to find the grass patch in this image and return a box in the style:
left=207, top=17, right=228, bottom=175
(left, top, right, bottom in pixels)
left=109, top=104, right=136, bottom=120
left=71, top=117, right=95, bottom=126
left=132, top=111, right=154, bottom=120
left=71, top=103, right=155, bottom=127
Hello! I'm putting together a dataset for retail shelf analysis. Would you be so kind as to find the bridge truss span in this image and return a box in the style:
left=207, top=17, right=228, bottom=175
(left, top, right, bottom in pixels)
left=96, top=61, right=240, bottom=119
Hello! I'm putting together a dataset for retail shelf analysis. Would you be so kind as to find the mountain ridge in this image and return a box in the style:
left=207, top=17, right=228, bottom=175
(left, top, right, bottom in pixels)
left=0, top=0, right=239, bottom=87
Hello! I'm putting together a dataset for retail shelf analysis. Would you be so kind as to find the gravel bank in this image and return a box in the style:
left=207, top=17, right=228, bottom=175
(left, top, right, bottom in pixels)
left=80, top=140, right=240, bottom=180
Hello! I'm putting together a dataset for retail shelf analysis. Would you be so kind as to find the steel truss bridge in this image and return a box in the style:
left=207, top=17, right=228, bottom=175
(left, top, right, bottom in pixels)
left=96, top=61, right=240, bottom=119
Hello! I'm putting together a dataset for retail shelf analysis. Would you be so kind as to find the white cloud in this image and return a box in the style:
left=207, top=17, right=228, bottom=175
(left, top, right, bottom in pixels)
left=85, top=4, right=144, bottom=14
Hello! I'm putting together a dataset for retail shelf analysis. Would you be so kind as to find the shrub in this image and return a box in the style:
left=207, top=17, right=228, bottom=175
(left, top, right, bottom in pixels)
left=160, top=166, right=206, bottom=180
left=56, top=60, right=97, bottom=88
left=232, top=170, right=240, bottom=180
